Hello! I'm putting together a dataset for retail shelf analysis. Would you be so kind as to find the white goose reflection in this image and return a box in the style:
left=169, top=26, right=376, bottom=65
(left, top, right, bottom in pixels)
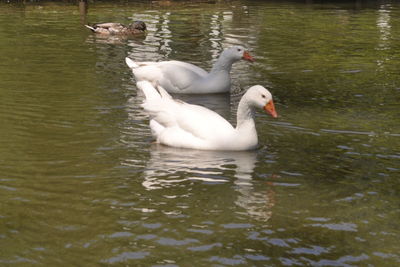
left=234, top=170, right=276, bottom=222
left=138, top=145, right=275, bottom=222
left=143, top=145, right=257, bottom=188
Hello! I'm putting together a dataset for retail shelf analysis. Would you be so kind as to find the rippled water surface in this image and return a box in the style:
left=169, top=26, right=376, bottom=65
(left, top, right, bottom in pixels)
left=1, top=0, right=399, bottom=266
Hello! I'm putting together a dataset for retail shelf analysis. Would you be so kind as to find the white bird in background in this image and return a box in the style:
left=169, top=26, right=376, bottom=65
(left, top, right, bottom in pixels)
left=136, top=81, right=277, bottom=151
left=125, top=46, right=254, bottom=94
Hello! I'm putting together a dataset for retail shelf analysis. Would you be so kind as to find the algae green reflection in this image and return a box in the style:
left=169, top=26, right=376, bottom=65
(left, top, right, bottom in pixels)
left=0, top=0, right=399, bottom=266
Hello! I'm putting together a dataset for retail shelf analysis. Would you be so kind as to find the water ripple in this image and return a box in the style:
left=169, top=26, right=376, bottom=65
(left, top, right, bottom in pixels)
left=101, top=251, right=150, bottom=264
left=157, top=237, right=199, bottom=246
left=0, top=1, right=399, bottom=266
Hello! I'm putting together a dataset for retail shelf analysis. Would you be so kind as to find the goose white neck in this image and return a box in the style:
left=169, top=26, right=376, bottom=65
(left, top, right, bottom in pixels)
left=234, top=98, right=258, bottom=149
left=236, top=98, right=256, bottom=129
left=210, top=53, right=236, bottom=73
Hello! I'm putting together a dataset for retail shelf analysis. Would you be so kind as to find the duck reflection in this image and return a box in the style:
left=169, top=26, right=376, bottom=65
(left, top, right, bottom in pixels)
left=78, top=0, right=88, bottom=25
left=86, top=33, right=146, bottom=46
left=138, top=145, right=275, bottom=222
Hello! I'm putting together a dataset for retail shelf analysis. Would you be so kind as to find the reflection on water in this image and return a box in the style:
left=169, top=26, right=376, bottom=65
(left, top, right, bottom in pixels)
left=159, top=12, right=172, bottom=57
left=376, top=4, right=392, bottom=70
left=141, top=145, right=257, bottom=185
left=86, top=33, right=146, bottom=45
left=0, top=0, right=399, bottom=266
left=377, top=4, right=392, bottom=44
left=78, top=0, right=88, bottom=25
left=121, top=143, right=275, bottom=222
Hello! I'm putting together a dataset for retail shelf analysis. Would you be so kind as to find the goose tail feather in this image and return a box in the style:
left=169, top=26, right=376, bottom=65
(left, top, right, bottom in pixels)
left=125, top=57, right=139, bottom=69
left=137, top=81, right=162, bottom=101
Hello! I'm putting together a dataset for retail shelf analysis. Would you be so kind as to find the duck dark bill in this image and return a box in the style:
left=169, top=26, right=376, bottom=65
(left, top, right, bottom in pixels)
left=264, top=100, right=278, bottom=118
left=242, top=51, right=255, bottom=62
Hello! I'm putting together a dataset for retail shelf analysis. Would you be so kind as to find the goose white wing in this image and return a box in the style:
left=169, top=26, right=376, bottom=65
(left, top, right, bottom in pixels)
left=131, top=60, right=209, bottom=93
left=136, top=81, right=277, bottom=151
left=138, top=82, right=233, bottom=141
left=146, top=98, right=234, bottom=140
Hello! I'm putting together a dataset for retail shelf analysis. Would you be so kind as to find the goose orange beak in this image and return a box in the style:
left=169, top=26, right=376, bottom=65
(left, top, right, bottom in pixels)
left=242, top=51, right=255, bottom=62
left=264, top=100, right=278, bottom=118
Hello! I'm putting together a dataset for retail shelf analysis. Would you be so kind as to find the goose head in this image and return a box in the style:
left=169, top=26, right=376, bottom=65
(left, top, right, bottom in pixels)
left=223, top=46, right=255, bottom=62
left=245, top=85, right=278, bottom=118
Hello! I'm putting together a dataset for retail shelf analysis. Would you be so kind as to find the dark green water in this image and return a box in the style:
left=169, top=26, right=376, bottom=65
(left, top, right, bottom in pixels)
left=1, top=0, right=399, bottom=266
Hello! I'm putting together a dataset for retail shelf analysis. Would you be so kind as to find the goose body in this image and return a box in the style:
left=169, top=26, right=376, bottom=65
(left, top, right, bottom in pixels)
left=136, top=81, right=277, bottom=151
left=85, top=21, right=146, bottom=35
left=126, top=46, right=254, bottom=94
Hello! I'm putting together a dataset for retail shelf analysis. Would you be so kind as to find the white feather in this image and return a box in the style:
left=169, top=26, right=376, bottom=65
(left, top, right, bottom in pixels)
left=125, top=46, right=254, bottom=94
left=135, top=82, right=277, bottom=151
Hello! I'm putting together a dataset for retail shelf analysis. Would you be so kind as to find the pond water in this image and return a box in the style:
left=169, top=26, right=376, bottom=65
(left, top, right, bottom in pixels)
left=1, top=0, right=399, bottom=266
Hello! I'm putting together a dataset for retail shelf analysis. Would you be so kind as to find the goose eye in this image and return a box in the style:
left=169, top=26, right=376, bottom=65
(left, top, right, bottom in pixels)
left=237, top=48, right=241, bottom=52
left=261, top=94, right=266, bottom=98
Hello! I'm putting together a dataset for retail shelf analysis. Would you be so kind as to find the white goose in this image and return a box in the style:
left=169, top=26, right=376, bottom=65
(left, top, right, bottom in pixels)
left=125, top=46, right=254, bottom=94
left=136, top=81, right=278, bottom=151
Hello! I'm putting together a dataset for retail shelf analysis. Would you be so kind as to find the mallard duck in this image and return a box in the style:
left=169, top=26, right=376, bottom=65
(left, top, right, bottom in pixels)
left=125, top=46, right=254, bottom=94
left=136, top=81, right=277, bottom=151
left=85, top=21, right=146, bottom=35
